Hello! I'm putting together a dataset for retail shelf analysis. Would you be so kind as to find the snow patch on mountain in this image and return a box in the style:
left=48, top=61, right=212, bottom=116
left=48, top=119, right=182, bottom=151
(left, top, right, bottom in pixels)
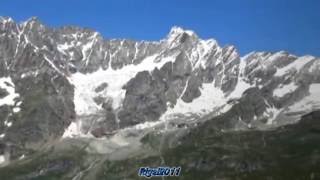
left=69, top=53, right=177, bottom=116
left=228, top=57, right=252, bottom=98
left=273, top=82, right=298, bottom=98
left=4, top=120, right=12, bottom=127
left=287, top=83, right=320, bottom=114
left=43, top=55, right=65, bottom=76
left=0, top=77, right=19, bottom=106
left=161, top=81, right=227, bottom=119
left=265, top=106, right=282, bottom=125
left=229, top=78, right=252, bottom=99
left=62, top=121, right=92, bottom=138
left=0, top=155, right=5, bottom=165
left=57, top=42, right=73, bottom=55
left=12, top=107, right=21, bottom=113
left=275, top=55, right=315, bottom=76
left=308, top=59, right=320, bottom=73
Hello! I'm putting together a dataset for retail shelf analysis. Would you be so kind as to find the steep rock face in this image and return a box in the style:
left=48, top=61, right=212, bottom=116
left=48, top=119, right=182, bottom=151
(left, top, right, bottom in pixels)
left=235, top=52, right=320, bottom=128
left=0, top=17, right=320, bottom=163
left=0, top=17, right=75, bottom=163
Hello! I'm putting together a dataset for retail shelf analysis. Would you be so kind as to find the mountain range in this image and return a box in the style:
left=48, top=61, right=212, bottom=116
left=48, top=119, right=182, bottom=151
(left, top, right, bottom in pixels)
left=0, top=17, right=319, bottom=179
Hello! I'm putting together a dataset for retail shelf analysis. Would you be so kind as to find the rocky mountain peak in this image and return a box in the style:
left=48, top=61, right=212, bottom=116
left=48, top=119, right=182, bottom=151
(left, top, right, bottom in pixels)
left=166, top=26, right=199, bottom=46
left=24, top=16, right=40, bottom=24
left=168, top=26, right=197, bottom=38
left=0, top=16, right=14, bottom=23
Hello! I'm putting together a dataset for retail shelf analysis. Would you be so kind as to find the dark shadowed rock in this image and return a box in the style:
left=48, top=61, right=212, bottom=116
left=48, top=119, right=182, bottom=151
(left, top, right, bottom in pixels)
left=0, top=87, right=8, bottom=98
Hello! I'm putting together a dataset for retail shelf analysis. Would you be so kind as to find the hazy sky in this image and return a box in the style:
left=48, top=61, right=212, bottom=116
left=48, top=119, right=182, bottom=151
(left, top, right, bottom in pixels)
left=1, top=0, right=319, bottom=56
